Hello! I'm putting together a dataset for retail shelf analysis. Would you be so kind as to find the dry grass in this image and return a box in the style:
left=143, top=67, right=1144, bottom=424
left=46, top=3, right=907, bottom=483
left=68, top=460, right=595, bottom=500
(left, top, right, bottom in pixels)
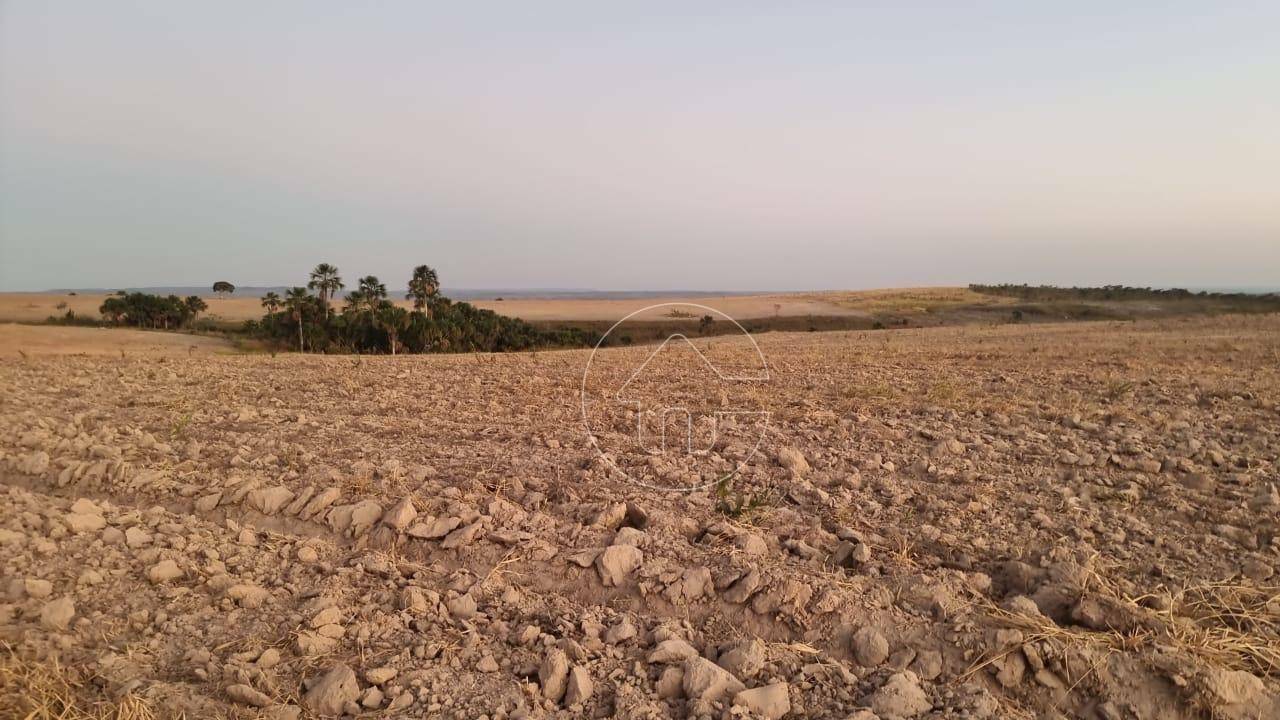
left=0, top=324, right=232, bottom=358
left=810, top=286, right=1010, bottom=313
left=1163, top=581, right=1280, bottom=677
left=0, top=644, right=159, bottom=720
left=973, top=574, right=1280, bottom=685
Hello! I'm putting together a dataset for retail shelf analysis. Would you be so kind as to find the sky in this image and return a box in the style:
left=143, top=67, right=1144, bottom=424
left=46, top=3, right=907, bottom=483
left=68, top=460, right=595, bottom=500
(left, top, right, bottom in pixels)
left=1, top=2, right=1278, bottom=292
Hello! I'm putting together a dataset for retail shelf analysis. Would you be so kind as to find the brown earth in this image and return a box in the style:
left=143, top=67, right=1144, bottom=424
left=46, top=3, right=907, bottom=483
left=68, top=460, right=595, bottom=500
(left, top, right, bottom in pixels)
left=0, top=323, right=234, bottom=357
left=0, top=288, right=995, bottom=324
left=2, top=314, right=1278, bottom=719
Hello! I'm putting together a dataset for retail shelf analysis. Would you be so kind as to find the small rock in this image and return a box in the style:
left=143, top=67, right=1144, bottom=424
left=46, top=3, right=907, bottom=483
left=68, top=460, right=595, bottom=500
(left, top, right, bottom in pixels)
left=733, top=682, right=790, bottom=720
left=682, top=656, right=745, bottom=702
left=1242, top=559, right=1274, bottom=582
left=539, top=648, right=570, bottom=701
left=407, top=516, right=461, bottom=540
left=248, top=486, right=295, bottom=515
left=656, top=666, right=684, bottom=699
left=360, top=687, right=384, bottom=709
left=1203, top=668, right=1268, bottom=708
left=194, top=493, right=222, bottom=513
left=446, top=593, right=477, bottom=619
left=777, top=447, right=810, bottom=475
left=257, top=648, right=282, bottom=669
left=69, top=498, right=100, bottom=515
left=226, top=584, right=270, bottom=608
left=310, top=606, right=343, bottom=628
left=648, top=638, right=699, bottom=663
left=364, top=667, right=397, bottom=685
left=40, top=596, right=75, bottom=631
left=226, top=684, right=273, bottom=707
left=910, top=649, right=943, bottom=681
left=591, top=502, right=627, bottom=529
left=717, top=638, right=766, bottom=678
left=565, top=666, right=594, bottom=706
left=382, top=497, right=417, bottom=530
left=147, top=559, right=183, bottom=584
left=852, top=626, right=890, bottom=667
left=867, top=671, right=931, bottom=719
left=124, top=526, right=152, bottom=548
left=64, top=513, right=106, bottom=533
left=440, top=521, right=483, bottom=548
left=605, top=617, right=637, bottom=644
left=596, top=545, right=643, bottom=586
left=302, top=664, right=361, bottom=717
left=24, top=578, right=53, bottom=599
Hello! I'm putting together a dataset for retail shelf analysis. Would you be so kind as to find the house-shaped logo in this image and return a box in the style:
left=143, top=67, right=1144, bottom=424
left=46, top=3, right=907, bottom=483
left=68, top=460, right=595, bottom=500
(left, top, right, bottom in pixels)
left=580, top=303, right=770, bottom=491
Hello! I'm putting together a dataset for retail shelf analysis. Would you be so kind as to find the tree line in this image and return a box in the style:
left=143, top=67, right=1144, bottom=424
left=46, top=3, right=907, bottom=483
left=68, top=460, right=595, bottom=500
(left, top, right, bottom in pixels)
left=969, top=283, right=1280, bottom=309
left=246, top=263, right=591, bottom=354
left=99, top=292, right=208, bottom=329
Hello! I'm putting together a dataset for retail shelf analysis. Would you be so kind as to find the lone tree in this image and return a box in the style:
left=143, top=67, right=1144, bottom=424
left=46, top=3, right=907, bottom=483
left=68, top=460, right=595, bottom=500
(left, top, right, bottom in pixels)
left=407, top=265, right=440, bottom=313
left=308, top=263, right=344, bottom=318
left=212, top=281, right=235, bottom=298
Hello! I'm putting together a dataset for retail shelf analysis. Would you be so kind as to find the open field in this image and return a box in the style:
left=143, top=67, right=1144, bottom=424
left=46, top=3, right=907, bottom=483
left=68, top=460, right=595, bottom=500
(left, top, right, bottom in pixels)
left=0, top=323, right=234, bottom=357
left=2, top=315, right=1279, bottom=718
left=0, top=288, right=991, bottom=325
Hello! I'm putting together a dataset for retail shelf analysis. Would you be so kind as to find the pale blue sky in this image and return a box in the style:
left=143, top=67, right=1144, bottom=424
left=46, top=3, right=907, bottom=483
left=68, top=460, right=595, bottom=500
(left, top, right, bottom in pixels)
left=2, top=2, right=1277, bottom=291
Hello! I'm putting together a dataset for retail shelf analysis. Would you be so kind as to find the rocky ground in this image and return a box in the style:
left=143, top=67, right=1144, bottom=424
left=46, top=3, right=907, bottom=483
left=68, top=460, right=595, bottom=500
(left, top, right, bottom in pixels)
left=2, top=315, right=1278, bottom=719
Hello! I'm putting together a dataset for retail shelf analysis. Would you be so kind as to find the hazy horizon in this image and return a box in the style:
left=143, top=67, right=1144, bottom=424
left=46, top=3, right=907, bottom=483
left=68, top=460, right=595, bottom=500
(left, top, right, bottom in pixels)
left=3, top=2, right=1278, bottom=292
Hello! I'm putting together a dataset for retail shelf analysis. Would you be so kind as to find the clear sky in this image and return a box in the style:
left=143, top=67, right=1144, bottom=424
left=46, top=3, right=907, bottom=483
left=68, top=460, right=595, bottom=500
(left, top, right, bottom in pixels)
left=2, top=2, right=1277, bottom=292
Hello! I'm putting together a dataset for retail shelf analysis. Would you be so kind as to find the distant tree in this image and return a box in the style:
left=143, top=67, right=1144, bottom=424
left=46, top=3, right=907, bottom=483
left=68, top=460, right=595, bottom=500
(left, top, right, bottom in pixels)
left=308, top=263, right=344, bottom=318
left=100, top=296, right=126, bottom=324
left=261, top=292, right=282, bottom=313
left=184, top=296, right=208, bottom=319
left=212, top=281, right=235, bottom=297
left=284, top=287, right=311, bottom=353
left=355, top=276, right=387, bottom=313
left=343, top=289, right=367, bottom=314
left=374, top=302, right=411, bottom=355
left=407, top=265, right=440, bottom=314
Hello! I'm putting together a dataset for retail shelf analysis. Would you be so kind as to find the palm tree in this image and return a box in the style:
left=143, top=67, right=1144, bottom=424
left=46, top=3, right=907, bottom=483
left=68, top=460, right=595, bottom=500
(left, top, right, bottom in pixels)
left=407, top=265, right=440, bottom=313
left=261, top=292, right=282, bottom=313
left=374, top=302, right=411, bottom=355
left=343, top=289, right=367, bottom=314
left=284, top=287, right=311, bottom=353
left=357, top=276, right=387, bottom=312
left=184, top=296, right=208, bottom=322
left=308, top=263, right=343, bottom=318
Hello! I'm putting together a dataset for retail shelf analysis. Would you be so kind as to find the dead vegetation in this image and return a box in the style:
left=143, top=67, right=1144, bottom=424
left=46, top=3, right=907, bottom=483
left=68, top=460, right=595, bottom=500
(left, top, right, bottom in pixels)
left=0, top=643, right=159, bottom=720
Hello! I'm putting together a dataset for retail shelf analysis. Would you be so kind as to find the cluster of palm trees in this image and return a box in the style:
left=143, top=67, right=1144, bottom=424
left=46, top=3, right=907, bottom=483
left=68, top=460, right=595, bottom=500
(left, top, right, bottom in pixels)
left=255, top=263, right=450, bottom=354
left=252, top=262, right=583, bottom=354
